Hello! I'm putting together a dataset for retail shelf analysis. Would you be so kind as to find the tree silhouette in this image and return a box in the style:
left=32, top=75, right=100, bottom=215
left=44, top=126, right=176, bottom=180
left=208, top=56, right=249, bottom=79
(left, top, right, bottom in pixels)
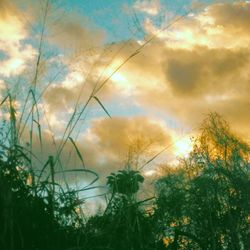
left=107, top=168, right=144, bottom=197
left=155, top=113, right=250, bottom=249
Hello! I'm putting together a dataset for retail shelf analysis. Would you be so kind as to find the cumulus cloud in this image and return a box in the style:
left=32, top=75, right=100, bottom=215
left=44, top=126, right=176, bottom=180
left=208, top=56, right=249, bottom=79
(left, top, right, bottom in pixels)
left=0, top=0, right=36, bottom=77
left=4, top=1, right=250, bottom=175
left=42, top=59, right=114, bottom=116
left=85, top=1, right=250, bottom=136
left=71, top=116, right=172, bottom=179
left=87, top=116, right=171, bottom=159
left=48, top=13, right=105, bottom=51
left=208, top=2, right=250, bottom=34
left=164, top=46, right=249, bottom=96
left=42, top=40, right=145, bottom=114
left=133, top=0, right=161, bottom=16
left=142, top=2, right=250, bottom=49
left=0, top=0, right=106, bottom=118
left=43, top=79, right=79, bottom=113
left=43, top=1, right=250, bottom=136
left=28, top=116, right=173, bottom=184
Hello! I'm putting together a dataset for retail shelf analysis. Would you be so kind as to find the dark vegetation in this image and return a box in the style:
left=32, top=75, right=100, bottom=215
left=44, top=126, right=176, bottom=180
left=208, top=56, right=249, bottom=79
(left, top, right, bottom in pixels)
left=0, top=107, right=249, bottom=249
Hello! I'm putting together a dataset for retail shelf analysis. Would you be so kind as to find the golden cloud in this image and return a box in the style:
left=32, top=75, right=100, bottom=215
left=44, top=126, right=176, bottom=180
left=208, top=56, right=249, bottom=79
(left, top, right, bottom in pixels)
left=143, top=2, right=250, bottom=49
left=208, top=2, right=250, bottom=34
left=27, top=116, right=173, bottom=184
left=136, top=44, right=250, bottom=135
left=20, top=1, right=250, bottom=146
left=0, top=0, right=36, bottom=77
left=163, top=46, right=250, bottom=96
left=96, top=2, right=250, bottom=136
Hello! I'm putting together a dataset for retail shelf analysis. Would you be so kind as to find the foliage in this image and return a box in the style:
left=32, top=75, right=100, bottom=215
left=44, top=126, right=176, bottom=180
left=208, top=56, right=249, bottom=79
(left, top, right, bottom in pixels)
left=107, top=168, right=144, bottom=196
left=155, top=113, right=250, bottom=250
left=0, top=96, right=84, bottom=250
left=0, top=148, right=81, bottom=250
left=82, top=168, right=159, bottom=250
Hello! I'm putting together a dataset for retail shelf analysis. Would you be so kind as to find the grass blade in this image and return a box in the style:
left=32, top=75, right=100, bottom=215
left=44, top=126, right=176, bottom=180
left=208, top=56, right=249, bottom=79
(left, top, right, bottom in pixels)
left=0, top=95, right=8, bottom=107
left=69, top=137, right=86, bottom=168
left=93, top=96, right=111, bottom=118
left=33, top=119, right=43, bottom=150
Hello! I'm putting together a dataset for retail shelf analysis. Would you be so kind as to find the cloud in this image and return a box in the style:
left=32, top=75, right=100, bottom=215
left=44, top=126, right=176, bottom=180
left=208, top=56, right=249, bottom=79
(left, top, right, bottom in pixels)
left=133, top=0, right=161, bottom=16
left=88, top=116, right=171, bottom=156
left=28, top=116, right=173, bottom=185
left=42, top=60, right=114, bottom=116
left=5, top=1, right=250, bottom=171
left=0, top=0, right=18, bottom=19
left=67, top=116, right=173, bottom=180
left=133, top=44, right=250, bottom=135
left=10, top=0, right=105, bottom=52
left=143, top=2, right=250, bottom=49
left=0, top=0, right=36, bottom=77
left=48, top=13, right=105, bottom=51
left=208, top=2, right=250, bottom=34
left=163, top=46, right=249, bottom=96
left=42, top=41, right=146, bottom=114
left=92, top=1, right=250, bottom=136
left=42, top=0, right=250, bottom=136
left=43, top=81, right=78, bottom=113
left=21, top=116, right=173, bottom=212
left=23, top=116, right=177, bottom=211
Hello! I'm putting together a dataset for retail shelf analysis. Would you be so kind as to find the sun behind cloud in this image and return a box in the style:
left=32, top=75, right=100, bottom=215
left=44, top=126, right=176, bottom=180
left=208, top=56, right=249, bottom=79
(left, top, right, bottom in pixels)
left=173, top=136, right=193, bottom=158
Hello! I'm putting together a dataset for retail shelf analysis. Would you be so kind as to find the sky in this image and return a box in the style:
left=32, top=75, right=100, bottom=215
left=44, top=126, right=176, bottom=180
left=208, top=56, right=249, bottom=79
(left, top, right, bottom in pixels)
left=0, top=0, right=250, bottom=210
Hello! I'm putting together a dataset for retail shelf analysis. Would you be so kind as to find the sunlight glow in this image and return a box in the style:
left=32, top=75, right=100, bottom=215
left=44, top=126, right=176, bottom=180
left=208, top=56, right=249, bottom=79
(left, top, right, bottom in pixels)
left=111, top=72, right=127, bottom=84
left=106, top=65, right=134, bottom=94
left=173, top=137, right=193, bottom=158
left=8, top=58, right=23, bottom=71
